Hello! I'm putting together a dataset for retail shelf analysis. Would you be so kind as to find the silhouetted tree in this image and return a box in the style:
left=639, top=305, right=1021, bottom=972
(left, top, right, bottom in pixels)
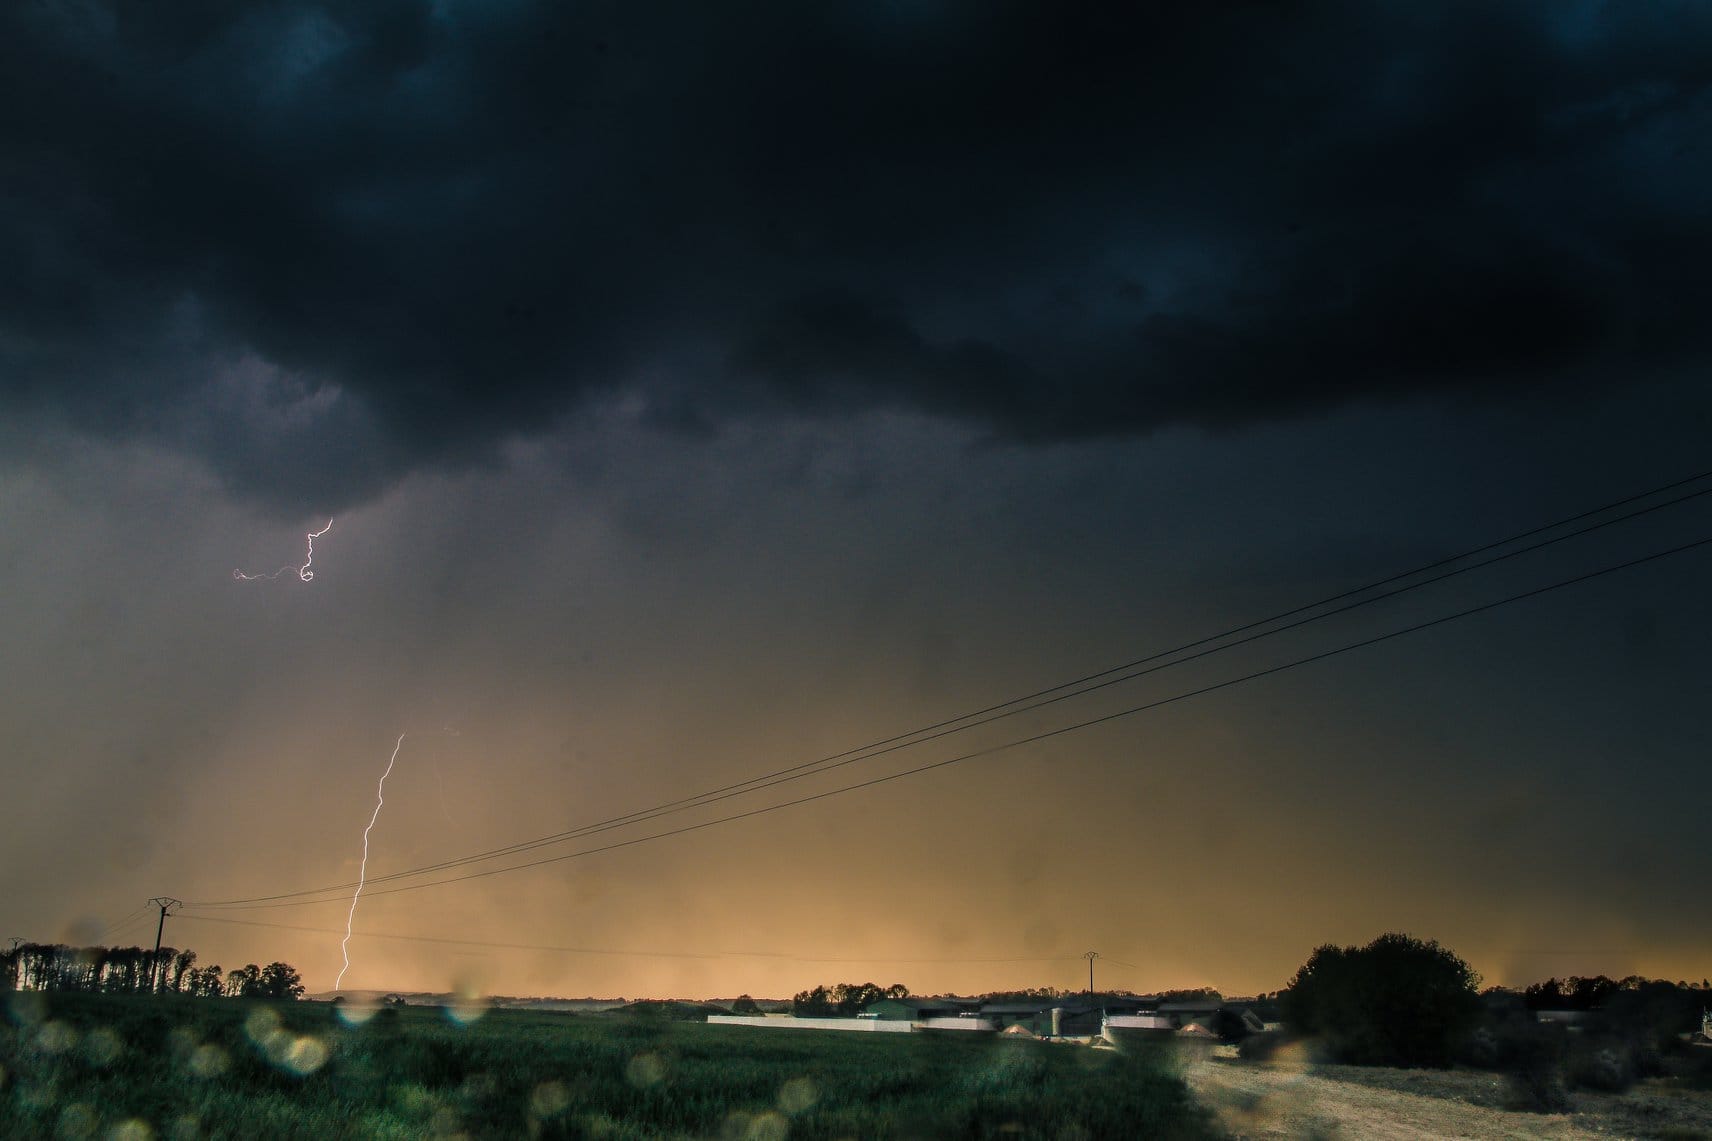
left=730, top=994, right=761, bottom=1015
left=227, top=964, right=262, bottom=997
left=170, top=949, right=197, bottom=993
left=791, top=985, right=834, bottom=1016
left=1598, top=979, right=1706, bottom=1053
left=1158, top=988, right=1223, bottom=1004
left=979, top=987, right=1073, bottom=1003
left=789, top=982, right=901, bottom=1016
left=0, top=943, right=294, bottom=999
left=189, top=964, right=224, bottom=997
left=258, top=961, right=306, bottom=1001
left=831, top=982, right=886, bottom=1015
left=1524, top=975, right=1621, bottom=1011
left=1283, top=932, right=1481, bottom=1067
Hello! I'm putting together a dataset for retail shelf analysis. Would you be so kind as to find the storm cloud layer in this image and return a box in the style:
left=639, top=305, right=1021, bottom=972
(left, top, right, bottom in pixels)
left=4, top=0, right=1709, bottom=512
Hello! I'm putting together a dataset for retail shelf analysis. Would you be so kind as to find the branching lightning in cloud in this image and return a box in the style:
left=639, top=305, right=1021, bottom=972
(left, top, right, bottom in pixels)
left=234, top=519, right=333, bottom=582
left=336, top=733, right=404, bottom=991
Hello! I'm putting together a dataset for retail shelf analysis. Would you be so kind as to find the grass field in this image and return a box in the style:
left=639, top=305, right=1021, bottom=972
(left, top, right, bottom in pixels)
left=0, top=992, right=1218, bottom=1139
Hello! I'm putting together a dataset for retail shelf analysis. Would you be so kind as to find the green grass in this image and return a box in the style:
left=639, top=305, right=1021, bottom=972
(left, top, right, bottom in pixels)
left=0, top=992, right=1219, bottom=1139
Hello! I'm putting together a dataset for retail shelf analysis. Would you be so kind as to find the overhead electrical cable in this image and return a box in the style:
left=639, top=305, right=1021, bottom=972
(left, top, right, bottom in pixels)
left=191, top=530, right=1712, bottom=909
left=91, top=905, right=153, bottom=943
left=188, top=474, right=1712, bottom=909
left=173, top=913, right=1083, bottom=965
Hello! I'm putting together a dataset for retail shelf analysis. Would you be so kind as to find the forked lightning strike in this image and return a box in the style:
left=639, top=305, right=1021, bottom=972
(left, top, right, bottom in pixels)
left=233, top=519, right=333, bottom=582
left=336, top=733, right=405, bottom=991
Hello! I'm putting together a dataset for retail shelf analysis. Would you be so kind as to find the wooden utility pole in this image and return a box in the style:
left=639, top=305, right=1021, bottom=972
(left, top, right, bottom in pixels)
left=148, top=898, right=180, bottom=994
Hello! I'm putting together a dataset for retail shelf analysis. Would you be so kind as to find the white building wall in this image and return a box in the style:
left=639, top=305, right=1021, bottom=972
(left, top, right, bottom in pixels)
left=706, top=1015, right=912, bottom=1033
left=918, top=1017, right=997, bottom=1032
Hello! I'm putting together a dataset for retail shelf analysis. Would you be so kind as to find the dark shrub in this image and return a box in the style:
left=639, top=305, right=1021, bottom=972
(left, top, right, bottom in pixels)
left=1679, top=1045, right=1712, bottom=1089
left=1566, top=1037, right=1634, bottom=1093
left=1496, top=1020, right=1571, bottom=1113
left=1282, top=933, right=1482, bottom=1068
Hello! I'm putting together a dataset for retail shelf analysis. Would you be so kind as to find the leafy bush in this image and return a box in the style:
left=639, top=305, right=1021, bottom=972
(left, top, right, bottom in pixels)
left=1282, top=933, right=1482, bottom=1068
left=1490, top=1019, right=1572, bottom=1112
left=1568, top=1039, right=1634, bottom=1093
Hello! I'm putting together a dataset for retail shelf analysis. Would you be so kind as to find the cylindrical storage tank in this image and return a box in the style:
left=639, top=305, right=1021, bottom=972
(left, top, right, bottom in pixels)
left=1051, top=1007, right=1063, bottom=1037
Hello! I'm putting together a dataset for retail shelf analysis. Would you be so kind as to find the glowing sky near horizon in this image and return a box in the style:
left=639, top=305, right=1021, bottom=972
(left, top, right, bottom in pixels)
left=1, top=0, right=1709, bottom=1001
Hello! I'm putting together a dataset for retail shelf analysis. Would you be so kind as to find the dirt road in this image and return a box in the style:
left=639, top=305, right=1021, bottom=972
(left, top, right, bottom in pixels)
left=1183, top=1055, right=1608, bottom=1140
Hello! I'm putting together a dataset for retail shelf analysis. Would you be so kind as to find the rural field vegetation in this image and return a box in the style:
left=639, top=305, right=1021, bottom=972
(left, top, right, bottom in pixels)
left=0, top=991, right=1218, bottom=1140
left=7, top=933, right=1712, bottom=1138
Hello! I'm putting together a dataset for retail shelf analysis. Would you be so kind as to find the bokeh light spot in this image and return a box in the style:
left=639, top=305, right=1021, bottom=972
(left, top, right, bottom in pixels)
left=243, top=1007, right=281, bottom=1045
left=747, top=1111, right=789, bottom=1141
left=335, top=996, right=379, bottom=1027
left=445, top=977, right=491, bottom=1026
left=721, top=1110, right=791, bottom=1141
left=392, top=1084, right=440, bottom=1119
left=37, top=1020, right=79, bottom=1055
left=777, top=1076, right=818, bottom=1116
left=188, top=1044, right=229, bottom=1080
left=428, top=1106, right=465, bottom=1139
left=445, top=996, right=490, bottom=1026
left=530, top=1080, right=571, bottom=1118
left=56, top=1102, right=98, bottom=1140
left=166, top=1026, right=199, bottom=1062
left=283, top=1036, right=329, bottom=1076
left=8, top=991, right=47, bottom=1027
left=82, top=1027, right=123, bottom=1068
left=625, top=1052, right=665, bottom=1089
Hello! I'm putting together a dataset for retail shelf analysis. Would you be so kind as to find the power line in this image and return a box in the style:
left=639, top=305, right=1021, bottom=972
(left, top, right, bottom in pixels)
left=174, top=913, right=1091, bottom=965
left=192, top=529, right=1712, bottom=909
left=189, top=473, right=1712, bottom=910
left=92, top=905, right=153, bottom=943
left=97, top=916, right=155, bottom=946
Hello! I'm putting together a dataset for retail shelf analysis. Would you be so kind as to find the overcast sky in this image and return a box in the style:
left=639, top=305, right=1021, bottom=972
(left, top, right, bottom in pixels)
left=3, top=0, right=1710, bottom=999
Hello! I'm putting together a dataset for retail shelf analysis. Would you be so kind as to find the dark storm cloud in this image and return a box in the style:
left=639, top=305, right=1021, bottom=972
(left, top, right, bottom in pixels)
left=3, top=0, right=1708, bottom=507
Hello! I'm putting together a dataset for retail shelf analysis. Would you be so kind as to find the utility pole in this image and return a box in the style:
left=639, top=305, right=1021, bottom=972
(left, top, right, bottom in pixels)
left=148, top=898, right=180, bottom=995
left=1083, top=950, right=1099, bottom=994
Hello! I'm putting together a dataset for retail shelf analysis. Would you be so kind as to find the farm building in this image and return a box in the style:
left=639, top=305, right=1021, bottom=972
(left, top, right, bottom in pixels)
left=975, top=1002, right=1103, bottom=1037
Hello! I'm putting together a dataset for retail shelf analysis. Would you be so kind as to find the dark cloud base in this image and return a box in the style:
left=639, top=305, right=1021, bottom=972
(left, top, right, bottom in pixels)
left=3, top=0, right=1708, bottom=509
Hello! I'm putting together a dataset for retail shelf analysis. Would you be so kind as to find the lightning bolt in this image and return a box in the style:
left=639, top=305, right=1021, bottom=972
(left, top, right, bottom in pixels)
left=336, top=733, right=404, bottom=991
left=233, top=519, right=333, bottom=582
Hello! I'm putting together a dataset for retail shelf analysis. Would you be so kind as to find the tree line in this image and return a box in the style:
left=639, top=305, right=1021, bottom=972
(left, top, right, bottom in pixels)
left=789, top=982, right=909, bottom=1016
left=788, top=981, right=1227, bottom=1015
left=1, top=942, right=304, bottom=1000
left=1521, top=973, right=1710, bottom=1012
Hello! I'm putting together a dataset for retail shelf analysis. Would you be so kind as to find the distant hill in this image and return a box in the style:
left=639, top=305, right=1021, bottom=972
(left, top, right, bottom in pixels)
left=610, top=1000, right=733, bottom=1022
